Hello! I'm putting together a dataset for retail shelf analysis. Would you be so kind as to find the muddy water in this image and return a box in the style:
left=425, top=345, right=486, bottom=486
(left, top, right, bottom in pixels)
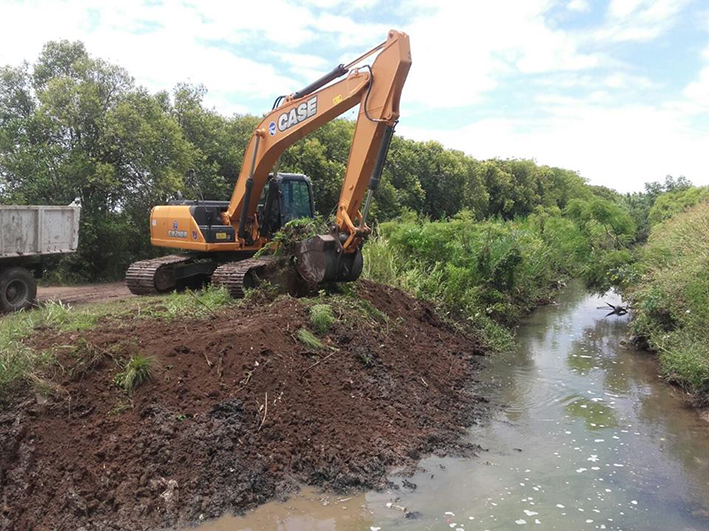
left=195, top=282, right=709, bottom=530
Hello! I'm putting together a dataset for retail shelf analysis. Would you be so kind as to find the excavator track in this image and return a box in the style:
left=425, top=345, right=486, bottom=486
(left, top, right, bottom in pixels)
left=125, top=255, right=192, bottom=295
left=211, top=256, right=281, bottom=298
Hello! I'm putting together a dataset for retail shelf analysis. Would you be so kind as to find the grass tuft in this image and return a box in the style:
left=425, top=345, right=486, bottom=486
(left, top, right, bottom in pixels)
left=146, top=286, right=235, bottom=320
left=296, top=328, right=324, bottom=350
left=113, top=354, right=154, bottom=394
left=309, top=304, right=335, bottom=334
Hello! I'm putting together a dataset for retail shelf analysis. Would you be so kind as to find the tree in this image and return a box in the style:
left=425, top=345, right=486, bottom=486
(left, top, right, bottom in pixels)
left=0, top=41, right=194, bottom=279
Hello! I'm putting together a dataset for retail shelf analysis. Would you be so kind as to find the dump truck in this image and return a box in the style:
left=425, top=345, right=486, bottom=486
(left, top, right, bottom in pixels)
left=0, top=205, right=81, bottom=312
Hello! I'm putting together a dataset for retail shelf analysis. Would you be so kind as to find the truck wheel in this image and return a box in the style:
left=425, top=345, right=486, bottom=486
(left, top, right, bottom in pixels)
left=0, top=267, right=38, bottom=312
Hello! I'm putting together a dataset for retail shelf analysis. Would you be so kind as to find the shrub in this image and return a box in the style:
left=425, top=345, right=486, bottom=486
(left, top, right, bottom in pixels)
left=626, top=202, right=709, bottom=401
left=362, top=213, right=593, bottom=351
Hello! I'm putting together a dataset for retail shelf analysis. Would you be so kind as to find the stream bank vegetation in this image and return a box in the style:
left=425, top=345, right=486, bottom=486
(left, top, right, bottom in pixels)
left=622, top=201, right=709, bottom=403
left=577, top=177, right=709, bottom=404
left=363, top=197, right=634, bottom=351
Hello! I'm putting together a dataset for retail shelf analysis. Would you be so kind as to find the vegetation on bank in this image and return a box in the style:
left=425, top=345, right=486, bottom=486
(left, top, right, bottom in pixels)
left=622, top=202, right=709, bottom=402
left=363, top=199, right=632, bottom=350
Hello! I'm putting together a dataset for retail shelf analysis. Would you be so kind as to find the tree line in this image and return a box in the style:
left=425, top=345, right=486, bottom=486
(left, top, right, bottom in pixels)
left=0, top=41, right=702, bottom=281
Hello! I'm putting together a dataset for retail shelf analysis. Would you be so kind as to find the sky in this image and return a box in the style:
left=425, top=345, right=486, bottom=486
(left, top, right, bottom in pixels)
left=1, top=0, right=708, bottom=193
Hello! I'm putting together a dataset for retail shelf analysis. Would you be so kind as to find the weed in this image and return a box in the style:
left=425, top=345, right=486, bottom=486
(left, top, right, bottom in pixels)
left=310, top=304, right=335, bottom=334
left=255, top=217, right=328, bottom=257
left=108, top=400, right=132, bottom=416
left=361, top=214, right=596, bottom=351
left=29, top=374, right=67, bottom=402
left=354, top=347, right=373, bottom=366
left=114, top=355, right=154, bottom=394
left=296, top=328, right=324, bottom=350
left=143, top=286, right=236, bottom=321
left=243, top=280, right=281, bottom=304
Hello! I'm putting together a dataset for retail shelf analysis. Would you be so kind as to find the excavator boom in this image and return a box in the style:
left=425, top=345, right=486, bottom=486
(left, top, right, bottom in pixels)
left=225, top=29, right=411, bottom=248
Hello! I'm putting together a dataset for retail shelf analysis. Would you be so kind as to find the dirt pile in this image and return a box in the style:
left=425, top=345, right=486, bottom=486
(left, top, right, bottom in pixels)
left=0, top=281, right=487, bottom=531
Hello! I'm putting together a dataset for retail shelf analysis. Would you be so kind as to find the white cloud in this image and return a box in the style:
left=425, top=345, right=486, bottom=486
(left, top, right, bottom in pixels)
left=568, top=0, right=591, bottom=13
left=399, top=102, right=708, bottom=192
left=0, top=0, right=304, bottom=111
left=682, top=46, right=709, bottom=111
left=400, top=0, right=604, bottom=108
left=275, top=52, right=329, bottom=71
left=300, top=0, right=380, bottom=11
left=0, top=0, right=705, bottom=193
left=599, top=0, right=692, bottom=42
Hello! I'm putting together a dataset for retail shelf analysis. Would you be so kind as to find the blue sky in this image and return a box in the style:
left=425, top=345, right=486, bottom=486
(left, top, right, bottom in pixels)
left=2, top=0, right=708, bottom=192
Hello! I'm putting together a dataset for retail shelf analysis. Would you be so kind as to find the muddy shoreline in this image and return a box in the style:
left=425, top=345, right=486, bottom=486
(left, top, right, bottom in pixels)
left=0, top=281, right=489, bottom=531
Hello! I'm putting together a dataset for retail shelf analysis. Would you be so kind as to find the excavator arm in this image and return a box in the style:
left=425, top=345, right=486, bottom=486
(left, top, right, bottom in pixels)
left=224, top=30, right=411, bottom=252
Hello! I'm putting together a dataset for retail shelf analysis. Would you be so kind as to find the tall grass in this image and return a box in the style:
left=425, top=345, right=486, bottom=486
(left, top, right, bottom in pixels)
left=0, top=301, right=96, bottom=400
left=626, top=202, right=709, bottom=401
left=363, top=212, right=589, bottom=350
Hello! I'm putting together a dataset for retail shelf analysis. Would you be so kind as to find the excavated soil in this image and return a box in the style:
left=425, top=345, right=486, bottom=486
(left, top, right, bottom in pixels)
left=0, top=281, right=488, bottom=531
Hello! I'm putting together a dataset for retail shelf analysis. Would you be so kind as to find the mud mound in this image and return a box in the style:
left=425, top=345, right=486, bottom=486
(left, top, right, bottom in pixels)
left=0, top=281, right=487, bottom=531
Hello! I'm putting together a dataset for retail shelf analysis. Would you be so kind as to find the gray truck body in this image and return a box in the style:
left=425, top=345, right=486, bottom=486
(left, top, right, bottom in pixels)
left=0, top=205, right=80, bottom=259
left=0, top=205, right=81, bottom=312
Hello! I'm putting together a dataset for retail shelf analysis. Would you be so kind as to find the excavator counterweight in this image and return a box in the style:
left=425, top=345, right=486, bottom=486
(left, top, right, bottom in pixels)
left=125, top=30, right=411, bottom=297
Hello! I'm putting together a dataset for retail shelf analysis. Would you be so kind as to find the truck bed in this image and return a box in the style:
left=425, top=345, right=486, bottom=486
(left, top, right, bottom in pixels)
left=0, top=205, right=81, bottom=259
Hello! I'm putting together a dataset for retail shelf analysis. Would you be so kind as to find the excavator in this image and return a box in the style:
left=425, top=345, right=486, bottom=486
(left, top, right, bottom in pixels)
left=126, top=30, right=411, bottom=297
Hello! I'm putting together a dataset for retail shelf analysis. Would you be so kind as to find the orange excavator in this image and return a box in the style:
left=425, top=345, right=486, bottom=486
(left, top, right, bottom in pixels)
left=126, top=30, right=411, bottom=297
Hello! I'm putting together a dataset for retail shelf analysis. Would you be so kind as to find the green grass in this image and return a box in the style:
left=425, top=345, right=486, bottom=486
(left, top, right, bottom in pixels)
left=113, top=354, right=154, bottom=394
left=625, top=201, right=709, bottom=401
left=309, top=304, right=335, bottom=334
left=0, top=300, right=107, bottom=402
left=296, top=328, right=324, bottom=350
left=362, top=213, right=592, bottom=351
left=142, top=285, right=237, bottom=320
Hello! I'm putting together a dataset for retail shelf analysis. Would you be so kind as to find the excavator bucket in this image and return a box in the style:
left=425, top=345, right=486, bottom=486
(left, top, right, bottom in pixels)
left=295, top=235, right=363, bottom=284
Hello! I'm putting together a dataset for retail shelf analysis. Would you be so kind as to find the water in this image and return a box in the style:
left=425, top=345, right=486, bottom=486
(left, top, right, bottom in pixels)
left=196, top=283, right=709, bottom=530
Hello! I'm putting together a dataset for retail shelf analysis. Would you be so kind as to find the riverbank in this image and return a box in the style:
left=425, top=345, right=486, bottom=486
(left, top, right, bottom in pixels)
left=0, top=281, right=488, bottom=531
left=197, top=282, right=709, bottom=531
left=622, top=202, right=709, bottom=405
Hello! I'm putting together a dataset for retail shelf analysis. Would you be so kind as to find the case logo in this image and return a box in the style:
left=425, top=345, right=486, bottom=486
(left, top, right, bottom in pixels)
left=277, top=96, right=317, bottom=133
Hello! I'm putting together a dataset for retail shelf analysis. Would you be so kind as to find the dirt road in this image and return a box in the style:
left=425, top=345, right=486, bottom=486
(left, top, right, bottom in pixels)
left=38, top=282, right=132, bottom=306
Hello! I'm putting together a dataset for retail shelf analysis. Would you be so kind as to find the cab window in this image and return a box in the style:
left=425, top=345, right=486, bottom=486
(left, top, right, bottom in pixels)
left=282, top=180, right=312, bottom=221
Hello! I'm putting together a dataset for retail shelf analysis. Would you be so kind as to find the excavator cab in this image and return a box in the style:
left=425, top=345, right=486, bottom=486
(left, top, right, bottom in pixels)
left=257, top=173, right=315, bottom=237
